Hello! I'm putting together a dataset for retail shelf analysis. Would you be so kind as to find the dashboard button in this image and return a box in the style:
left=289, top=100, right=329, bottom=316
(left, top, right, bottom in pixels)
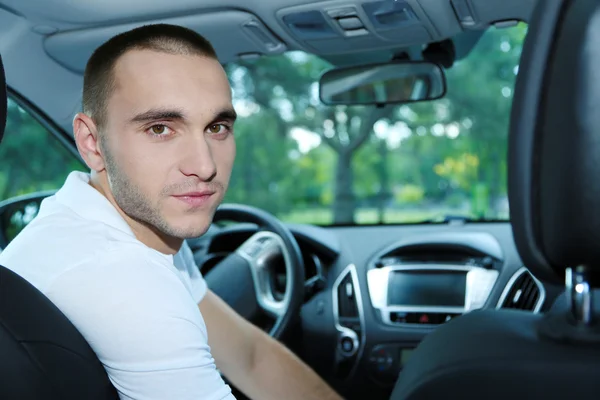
left=338, top=330, right=359, bottom=357
left=341, top=337, right=354, bottom=353
left=368, top=344, right=401, bottom=385
left=390, top=311, right=407, bottom=323
left=418, top=313, right=430, bottom=324
left=369, top=346, right=393, bottom=372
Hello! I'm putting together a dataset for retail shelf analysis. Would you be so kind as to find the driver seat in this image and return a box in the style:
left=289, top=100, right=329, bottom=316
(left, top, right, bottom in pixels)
left=0, top=56, right=118, bottom=398
left=391, top=0, right=600, bottom=398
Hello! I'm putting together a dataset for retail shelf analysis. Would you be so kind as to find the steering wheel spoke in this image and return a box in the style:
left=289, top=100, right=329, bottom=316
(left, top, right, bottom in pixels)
left=207, top=204, right=306, bottom=339
left=236, top=231, right=291, bottom=319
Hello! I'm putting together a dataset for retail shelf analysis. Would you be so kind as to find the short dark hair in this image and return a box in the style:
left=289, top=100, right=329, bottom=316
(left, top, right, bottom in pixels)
left=82, top=23, right=218, bottom=129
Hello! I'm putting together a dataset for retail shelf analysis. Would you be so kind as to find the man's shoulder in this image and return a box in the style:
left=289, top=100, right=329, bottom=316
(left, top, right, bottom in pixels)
left=0, top=200, right=158, bottom=292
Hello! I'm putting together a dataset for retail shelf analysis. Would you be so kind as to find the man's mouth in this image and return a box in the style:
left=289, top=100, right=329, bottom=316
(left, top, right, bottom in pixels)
left=171, top=191, right=216, bottom=207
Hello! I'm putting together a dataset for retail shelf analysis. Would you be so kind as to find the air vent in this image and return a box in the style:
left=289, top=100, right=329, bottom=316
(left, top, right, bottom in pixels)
left=337, top=273, right=358, bottom=318
left=498, top=267, right=544, bottom=312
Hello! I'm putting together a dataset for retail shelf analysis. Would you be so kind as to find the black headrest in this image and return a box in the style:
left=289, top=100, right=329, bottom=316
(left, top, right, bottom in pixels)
left=509, top=0, right=600, bottom=285
left=0, top=54, right=6, bottom=145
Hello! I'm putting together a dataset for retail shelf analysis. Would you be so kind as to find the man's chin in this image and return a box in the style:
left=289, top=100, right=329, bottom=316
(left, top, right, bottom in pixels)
left=164, top=215, right=214, bottom=239
left=179, top=225, right=211, bottom=240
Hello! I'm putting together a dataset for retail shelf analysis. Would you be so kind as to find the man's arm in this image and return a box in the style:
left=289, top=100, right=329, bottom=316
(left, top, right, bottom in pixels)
left=46, top=248, right=235, bottom=400
left=199, top=290, right=343, bottom=400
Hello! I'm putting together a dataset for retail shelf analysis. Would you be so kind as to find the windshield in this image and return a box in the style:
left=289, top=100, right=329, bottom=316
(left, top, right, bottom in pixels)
left=223, top=23, right=527, bottom=226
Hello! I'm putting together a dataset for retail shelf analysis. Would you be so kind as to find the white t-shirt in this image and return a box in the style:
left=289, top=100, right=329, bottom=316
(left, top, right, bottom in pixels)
left=0, top=171, right=235, bottom=400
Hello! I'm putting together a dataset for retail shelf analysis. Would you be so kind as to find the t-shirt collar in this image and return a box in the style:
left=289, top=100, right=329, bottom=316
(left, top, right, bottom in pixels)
left=47, top=171, right=177, bottom=261
left=54, top=171, right=136, bottom=238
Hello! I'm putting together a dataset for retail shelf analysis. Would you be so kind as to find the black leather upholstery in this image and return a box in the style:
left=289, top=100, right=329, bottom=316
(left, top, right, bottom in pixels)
left=391, top=0, right=600, bottom=398
left=509, top=0, right=600, bottom=285
left=391, top=309, right=600, bottom=399
left=0, top=55, right=118, bottom=399
left=507, top=0, right=566, bottom=285
left=533, top=0, right=600, bottom=279
left=0, top=268, right=119, bottom=399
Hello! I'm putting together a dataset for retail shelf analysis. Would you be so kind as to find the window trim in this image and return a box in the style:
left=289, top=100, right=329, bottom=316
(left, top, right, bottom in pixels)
left=6, top=87, right=86, bottom=168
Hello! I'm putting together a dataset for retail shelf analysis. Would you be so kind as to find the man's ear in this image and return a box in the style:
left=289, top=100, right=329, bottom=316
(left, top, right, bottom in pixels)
left=73, top=112, right=105, bottom=172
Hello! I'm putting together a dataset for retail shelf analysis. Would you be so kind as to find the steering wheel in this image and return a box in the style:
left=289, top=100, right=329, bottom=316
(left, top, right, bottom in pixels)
left=204, top=203, right=305, bottom=339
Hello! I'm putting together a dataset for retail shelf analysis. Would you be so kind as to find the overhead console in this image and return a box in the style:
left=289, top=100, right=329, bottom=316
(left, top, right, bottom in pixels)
left=275, top=0, right=536, bottom=58
left=276, top=0, right=435, bottom=55
left=366, top=232, right=502, bottom=327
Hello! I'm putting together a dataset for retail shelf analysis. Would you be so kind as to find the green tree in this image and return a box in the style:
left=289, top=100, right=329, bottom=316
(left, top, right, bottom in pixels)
left=226, top=53, right=396, bottom=223
left=442, top=24, right=526, bottom=214
left=220, top=23, right=526, bottom=224
left=0, top=99, right=85, bottom=201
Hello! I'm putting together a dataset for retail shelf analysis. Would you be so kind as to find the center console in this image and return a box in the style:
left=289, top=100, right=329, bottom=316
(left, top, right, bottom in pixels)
left=367, top=264, right=498, bottom=326
left=366, top=246, right=499, bottom=385
left=331, top=233, right=504, bottom=386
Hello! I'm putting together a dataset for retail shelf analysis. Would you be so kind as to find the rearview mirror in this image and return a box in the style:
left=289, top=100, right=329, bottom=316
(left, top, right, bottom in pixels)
left=319, top=61, right=446, bottom=106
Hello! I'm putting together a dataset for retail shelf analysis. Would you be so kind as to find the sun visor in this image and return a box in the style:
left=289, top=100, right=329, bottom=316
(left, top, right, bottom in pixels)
left=43, top=10, right=286, bottom=74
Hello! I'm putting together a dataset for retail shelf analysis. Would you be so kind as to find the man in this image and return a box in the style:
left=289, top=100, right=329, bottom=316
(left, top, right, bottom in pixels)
left=0, top=24, right=341, bottom=400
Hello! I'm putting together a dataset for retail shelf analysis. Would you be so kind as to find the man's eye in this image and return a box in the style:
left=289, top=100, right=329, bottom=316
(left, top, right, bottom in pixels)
left=150, top=125, right=169, bottom=135
left=208, top=124, right=227, bottom=134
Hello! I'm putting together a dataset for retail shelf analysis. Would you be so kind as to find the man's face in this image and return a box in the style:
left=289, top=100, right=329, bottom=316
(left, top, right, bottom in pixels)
left=100, top=49, right=236, bottom=239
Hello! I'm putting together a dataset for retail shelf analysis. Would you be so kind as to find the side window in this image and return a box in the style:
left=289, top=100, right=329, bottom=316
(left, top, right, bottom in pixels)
left=0, top=96, right=85, bottom=201
left=0, top=96, right=86, bottom=244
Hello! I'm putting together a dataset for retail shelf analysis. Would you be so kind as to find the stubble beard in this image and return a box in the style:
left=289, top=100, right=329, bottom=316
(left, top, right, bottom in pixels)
left=101, top=141, right=211, bottom=240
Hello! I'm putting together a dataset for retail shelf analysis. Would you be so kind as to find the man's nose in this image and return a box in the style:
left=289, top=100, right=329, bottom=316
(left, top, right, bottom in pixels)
left=179, top=133, right=217, bottom=181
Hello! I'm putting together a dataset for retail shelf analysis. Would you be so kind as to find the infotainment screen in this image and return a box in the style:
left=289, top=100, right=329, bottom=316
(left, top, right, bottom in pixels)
left=387, top=270, right=466, bottom=307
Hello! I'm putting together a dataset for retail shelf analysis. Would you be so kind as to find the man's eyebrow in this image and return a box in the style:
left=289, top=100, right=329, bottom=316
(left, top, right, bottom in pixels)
left=129, top=107, right=237, bottom=125
left=130, top=109, right=186, bottom=124
left=212, top=108, right=237, bottom=123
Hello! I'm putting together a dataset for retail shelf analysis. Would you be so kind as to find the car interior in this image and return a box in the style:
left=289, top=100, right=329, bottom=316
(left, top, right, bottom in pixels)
left=1, top=0, right=600, bottom=399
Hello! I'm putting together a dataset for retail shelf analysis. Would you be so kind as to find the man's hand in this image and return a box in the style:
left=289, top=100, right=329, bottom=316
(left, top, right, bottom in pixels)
left=199, top=290, right=343, bottom=400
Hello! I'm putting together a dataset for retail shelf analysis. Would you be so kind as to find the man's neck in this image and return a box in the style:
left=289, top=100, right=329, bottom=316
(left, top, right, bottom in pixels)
left=89, top=173, right=182, bottom=255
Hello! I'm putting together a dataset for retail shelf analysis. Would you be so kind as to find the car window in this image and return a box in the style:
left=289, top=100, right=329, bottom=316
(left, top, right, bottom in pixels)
left=0, top=96, right=86, bottom=201
left=0, top=97, right=86, bottom=244
left=224, top=23, right=527, bottom=226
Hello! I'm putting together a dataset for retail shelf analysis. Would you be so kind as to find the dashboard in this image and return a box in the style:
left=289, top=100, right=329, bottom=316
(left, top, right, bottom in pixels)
left=188, top=221, right=562, bottom=400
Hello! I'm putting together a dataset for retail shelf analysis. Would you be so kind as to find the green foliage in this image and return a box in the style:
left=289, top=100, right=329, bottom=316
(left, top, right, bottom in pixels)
left=395, top=184, right=425, bottom=205
left=0, top=99, right=86, bottom=201
left=434, top=153, right=479, bottom=191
